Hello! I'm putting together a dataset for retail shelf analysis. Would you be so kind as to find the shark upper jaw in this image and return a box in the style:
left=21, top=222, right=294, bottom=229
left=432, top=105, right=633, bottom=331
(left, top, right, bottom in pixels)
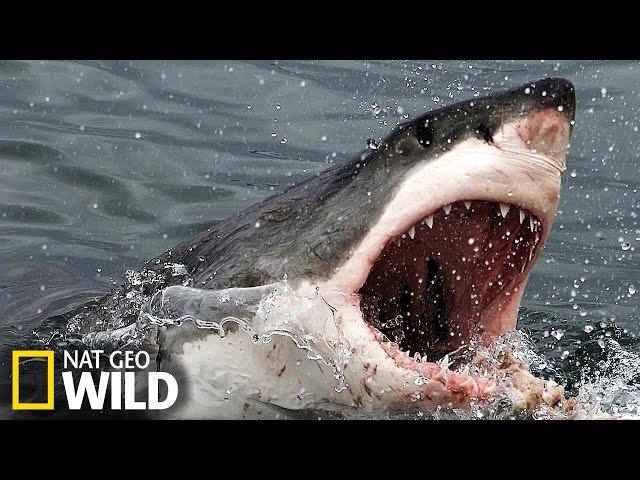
left=316, top=105, right=573, bottom=405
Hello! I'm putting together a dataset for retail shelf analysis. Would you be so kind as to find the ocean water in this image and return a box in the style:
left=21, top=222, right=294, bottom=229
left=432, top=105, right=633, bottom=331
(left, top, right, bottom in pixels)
left=0, top=60, right=638, bottom=418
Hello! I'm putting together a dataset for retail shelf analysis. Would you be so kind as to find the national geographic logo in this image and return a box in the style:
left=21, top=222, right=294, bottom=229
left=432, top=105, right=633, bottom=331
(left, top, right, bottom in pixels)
left=12, top=350, right=55, bottom=410
left=11, top=349, right=178, bottom=411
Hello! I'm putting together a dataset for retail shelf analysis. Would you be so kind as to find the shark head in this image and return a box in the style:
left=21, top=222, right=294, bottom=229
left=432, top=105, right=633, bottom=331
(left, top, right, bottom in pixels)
left=147, top=77, right=575, bottom=417
left=315, top=77, right=574, bottom=408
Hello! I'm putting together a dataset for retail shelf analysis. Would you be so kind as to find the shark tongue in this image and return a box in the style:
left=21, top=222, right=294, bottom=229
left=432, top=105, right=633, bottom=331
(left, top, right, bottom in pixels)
left=358, top=200, right=542, bottom=362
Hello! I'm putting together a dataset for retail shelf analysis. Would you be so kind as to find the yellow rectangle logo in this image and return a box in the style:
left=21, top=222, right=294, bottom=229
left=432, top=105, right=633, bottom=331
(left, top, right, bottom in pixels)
left=12, top=350, right=55, bottom=410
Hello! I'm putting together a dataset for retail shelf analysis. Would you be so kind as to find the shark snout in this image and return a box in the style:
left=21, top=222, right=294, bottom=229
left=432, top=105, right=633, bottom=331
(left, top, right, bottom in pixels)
left=515, top=108, right=572, bottom=162
left=493, top=78, right=575, bottom=172
left=515, top=78, right=575, bottom=162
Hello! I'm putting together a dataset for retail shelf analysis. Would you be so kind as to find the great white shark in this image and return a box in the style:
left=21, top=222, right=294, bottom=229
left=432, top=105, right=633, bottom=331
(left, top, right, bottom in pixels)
left=15, top=77, right=577, bottom=419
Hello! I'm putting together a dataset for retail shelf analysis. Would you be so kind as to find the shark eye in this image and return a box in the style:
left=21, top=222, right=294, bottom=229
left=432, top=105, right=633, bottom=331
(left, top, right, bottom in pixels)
left=477, top=123, right=494, bottom=144
left=416, top=121, right=433, bottom=148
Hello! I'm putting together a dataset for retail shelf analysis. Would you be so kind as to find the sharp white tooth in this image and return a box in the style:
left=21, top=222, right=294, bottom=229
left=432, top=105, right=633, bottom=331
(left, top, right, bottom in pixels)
left=530, top=216, right=535, bottom=232
left=408, top=225, right=416, bottom=239
left=519, top=209, right=526, bottom=224
left=464, top=201, right=471, bottom=210
left=396, top=238, right=402, bottom=247
left=421, top=355, right=428, bottom=363
left=424, top=215, right=434, bottom=228
left=529, top=248, right=534, bottom=261
left=443, top=204, right=452, bottom=215
left=440, top=354, right=451, bottom=369
left=414, top=352, right=421, bottom=361
left=499, top=203, right=510, bottom=218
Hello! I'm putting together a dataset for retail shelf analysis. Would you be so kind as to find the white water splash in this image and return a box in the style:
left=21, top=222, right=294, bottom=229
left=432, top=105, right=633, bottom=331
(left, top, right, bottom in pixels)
left=138, top=281, right=353, bottom=392
left=575, top=338, right=640, bottom=418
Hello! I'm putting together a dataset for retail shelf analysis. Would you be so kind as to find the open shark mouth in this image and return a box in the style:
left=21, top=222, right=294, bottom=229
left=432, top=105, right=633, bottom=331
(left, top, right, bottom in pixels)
left=358, top=200, right=541, bottom=364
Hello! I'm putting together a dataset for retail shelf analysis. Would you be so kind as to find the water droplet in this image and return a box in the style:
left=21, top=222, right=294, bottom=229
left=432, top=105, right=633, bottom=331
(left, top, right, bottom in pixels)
left=367, top=138, right=380, bottom=150
left=134, top=132, right=142, bottom=139
left=584, top=325, right=594, bottom=333
left=629, top=285, right=637, bottom=296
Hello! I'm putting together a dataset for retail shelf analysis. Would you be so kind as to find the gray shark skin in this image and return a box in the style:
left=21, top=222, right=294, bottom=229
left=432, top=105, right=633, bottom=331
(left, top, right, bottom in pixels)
left=146, top=78, right=574, bottom=291
left=18, top=78, right=577, bottom=419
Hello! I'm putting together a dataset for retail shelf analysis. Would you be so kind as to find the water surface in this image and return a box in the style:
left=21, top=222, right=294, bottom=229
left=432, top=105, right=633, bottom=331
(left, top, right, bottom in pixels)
left=0, top=60, right=638, bottom=416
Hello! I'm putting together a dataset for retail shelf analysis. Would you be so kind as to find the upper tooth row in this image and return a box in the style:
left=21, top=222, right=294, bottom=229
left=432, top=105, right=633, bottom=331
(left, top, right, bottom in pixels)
left=501, top=204, right=541, bottom=232
left=399, top=203, right=540, bottom=239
